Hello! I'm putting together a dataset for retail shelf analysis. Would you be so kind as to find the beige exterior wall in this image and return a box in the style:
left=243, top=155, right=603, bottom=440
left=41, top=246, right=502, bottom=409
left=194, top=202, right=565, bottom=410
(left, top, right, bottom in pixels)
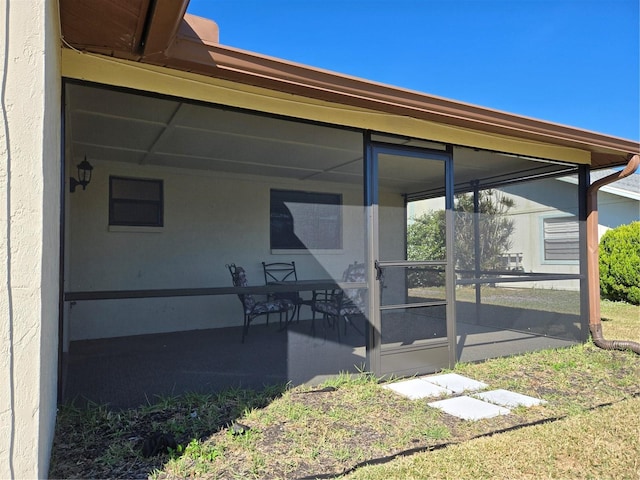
left=67, top=160, right=367, bottom=340
left=0, top=1, right=61, bottom=478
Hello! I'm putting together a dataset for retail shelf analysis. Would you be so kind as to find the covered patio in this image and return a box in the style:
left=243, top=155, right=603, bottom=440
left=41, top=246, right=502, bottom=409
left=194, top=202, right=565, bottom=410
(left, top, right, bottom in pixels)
left=61, top=77, right=592, bottom=405
left=54, top=4, right=638, bottom=409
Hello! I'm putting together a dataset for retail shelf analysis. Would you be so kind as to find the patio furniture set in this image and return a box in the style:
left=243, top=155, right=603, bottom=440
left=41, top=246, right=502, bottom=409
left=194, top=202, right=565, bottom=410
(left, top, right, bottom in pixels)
left=227, top=261, right=366, bottom=342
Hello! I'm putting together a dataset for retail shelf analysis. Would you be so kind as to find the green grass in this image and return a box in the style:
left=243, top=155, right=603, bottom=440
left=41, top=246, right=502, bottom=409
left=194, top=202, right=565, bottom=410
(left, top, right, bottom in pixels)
left=417, top=285, right=583, bottom=314
left=346, top=300, right=639, bottom=480
left=345, top=396, right=640, bottom=480
left=455, top=285, right=582, bottom=313
left=49, top=301, right=639, bottom=479
left=601, top=299, right=640, bottom=342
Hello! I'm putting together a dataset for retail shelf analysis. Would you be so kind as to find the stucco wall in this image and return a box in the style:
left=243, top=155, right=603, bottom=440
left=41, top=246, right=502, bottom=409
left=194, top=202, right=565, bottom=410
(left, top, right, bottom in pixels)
left=0, top=0, right=60, bottom=478
left=67, top=161, right=370, bottom=340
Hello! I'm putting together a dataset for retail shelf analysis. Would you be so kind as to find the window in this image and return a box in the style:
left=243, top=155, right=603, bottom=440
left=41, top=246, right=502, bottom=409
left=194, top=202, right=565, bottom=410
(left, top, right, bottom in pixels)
left=109, top=176, right=163, bottom=227
left=270, top=189, right=342, bottom=250
left=543, top=216, right=579, bottom=261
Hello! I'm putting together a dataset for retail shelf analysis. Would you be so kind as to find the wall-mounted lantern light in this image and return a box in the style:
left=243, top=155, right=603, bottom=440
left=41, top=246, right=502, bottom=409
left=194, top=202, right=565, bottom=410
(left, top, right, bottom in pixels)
left=70, top=157, right=93, bottom=193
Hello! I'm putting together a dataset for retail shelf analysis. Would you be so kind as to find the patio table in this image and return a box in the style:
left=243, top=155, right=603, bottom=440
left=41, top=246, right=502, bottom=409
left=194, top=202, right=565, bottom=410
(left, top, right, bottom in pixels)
left=266, top=279, right=343, bottom=329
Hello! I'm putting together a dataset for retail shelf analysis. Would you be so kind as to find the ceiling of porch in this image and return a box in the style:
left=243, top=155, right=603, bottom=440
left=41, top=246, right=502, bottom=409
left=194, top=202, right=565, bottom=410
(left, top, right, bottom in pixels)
left=66, top=83, right=368, bottom=185
left=66, top=83, right=575, bottom=195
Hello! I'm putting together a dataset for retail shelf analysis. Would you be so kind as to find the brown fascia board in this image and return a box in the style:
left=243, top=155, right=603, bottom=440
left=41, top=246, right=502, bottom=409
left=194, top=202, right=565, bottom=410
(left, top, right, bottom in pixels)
left=137, top=14, right=640, bottom=168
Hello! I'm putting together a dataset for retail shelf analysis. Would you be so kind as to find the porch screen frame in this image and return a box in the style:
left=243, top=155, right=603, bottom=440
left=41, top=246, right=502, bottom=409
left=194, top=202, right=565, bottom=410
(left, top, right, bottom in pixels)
left=365, top=136, right=456, bottom=376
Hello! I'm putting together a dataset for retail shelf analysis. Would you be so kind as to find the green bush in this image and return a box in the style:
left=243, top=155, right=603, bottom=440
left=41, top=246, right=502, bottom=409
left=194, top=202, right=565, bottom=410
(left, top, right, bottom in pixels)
left=599, top=221, right=640, bottom=305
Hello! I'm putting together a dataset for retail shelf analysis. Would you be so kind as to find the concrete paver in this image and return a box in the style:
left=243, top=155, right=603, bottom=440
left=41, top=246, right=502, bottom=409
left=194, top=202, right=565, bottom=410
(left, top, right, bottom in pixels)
left=422, top=373, right=488, bottom=394
left=427, top=395, right=511, bottom=420
left=383, top=378, right=452, bottom=400
left=473, top=389, right=547, bottom=408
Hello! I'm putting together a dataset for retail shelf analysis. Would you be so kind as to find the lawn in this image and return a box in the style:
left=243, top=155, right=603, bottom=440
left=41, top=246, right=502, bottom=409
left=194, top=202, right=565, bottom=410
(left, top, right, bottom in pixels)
left=601, top=299, right=640, bottom=341
left=49, top=300, right=639, bottom=479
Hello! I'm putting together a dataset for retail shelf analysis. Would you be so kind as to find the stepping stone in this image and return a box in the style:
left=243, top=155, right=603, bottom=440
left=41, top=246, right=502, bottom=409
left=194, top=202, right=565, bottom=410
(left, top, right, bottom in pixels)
left=421, top=373, right=488, bottom=394
left=383, top=378, right=452, bottom=400
left=428, top=396, right=510, bottom=420
left=473, top=389, right=547, bottom=408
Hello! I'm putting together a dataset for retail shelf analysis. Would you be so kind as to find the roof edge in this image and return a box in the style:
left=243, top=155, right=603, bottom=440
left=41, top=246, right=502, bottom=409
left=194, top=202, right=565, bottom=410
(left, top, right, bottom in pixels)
left=162, top=14, right=639, bottom=160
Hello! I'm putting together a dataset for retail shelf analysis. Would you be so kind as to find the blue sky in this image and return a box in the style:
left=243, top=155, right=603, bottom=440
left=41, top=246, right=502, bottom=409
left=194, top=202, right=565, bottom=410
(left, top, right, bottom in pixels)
left=187, top=0, right=639, bottom=141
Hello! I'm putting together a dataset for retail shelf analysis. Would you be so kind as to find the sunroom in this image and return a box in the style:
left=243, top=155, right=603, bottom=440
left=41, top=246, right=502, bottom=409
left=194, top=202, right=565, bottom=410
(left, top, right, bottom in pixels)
left=63, top=78, right=590, bottom=408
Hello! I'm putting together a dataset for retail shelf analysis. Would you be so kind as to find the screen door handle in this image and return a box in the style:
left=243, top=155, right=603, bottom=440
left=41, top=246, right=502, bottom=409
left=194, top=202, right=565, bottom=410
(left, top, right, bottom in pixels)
left=374, top=260, right=384, bottom=281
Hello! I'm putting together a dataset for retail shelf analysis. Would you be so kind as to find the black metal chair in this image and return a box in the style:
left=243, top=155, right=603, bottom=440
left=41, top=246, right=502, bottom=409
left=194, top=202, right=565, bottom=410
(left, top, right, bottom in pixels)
left=311, top=261, right=366, bottom=340
left=227, top=264, right=295, bottom=343
left=262, top=261, right=314, bottom=322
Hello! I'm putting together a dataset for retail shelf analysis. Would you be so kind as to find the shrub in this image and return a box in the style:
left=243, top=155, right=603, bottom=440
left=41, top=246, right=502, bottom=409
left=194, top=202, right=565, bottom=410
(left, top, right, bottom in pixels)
left=407, top=210, right=447, bottom=287
left=406, top=190, right=516, bottom=286
left=454, top=190, right=515, bottom=276
left=599, top=221, right=640, bottom=305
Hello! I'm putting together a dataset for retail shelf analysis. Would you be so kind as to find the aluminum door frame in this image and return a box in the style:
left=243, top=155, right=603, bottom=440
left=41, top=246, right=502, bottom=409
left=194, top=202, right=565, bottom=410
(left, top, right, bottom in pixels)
left=365, top=140, right=456, bottom=377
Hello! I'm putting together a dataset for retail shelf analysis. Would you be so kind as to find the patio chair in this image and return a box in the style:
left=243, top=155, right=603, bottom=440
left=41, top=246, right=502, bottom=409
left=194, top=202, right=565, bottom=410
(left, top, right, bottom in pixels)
left=262, top=261, right=314, bottom=322
left=227, top=264, right=295, bottom=343
left=311, top=261, right=366, bottom=341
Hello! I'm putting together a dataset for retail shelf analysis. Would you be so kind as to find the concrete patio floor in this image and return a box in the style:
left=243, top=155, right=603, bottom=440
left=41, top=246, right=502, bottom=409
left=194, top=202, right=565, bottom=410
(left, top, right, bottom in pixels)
left=62, top=318, right=575, bottom=409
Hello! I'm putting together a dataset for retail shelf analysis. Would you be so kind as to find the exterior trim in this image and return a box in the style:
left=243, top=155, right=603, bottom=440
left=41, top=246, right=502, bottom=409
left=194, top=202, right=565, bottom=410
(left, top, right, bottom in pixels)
left=168, top=16, right=637, bottom=162
left=61, top=49, right=591, bottom=165
left=58, top=4, right=640, bottom=169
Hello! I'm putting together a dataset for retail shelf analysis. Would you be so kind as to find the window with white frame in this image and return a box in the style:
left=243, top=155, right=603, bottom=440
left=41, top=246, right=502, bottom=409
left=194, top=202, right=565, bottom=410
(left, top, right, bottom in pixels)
left=109, top=176, right=164, bottom=227
left=543, top=216, right=579, bottom=261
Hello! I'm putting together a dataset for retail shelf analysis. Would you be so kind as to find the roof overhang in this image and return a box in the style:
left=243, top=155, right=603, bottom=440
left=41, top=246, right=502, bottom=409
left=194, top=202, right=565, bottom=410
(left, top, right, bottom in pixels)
left=59, top=0, right=639, bottom=169
left=59, top=0, right=191, bottom=60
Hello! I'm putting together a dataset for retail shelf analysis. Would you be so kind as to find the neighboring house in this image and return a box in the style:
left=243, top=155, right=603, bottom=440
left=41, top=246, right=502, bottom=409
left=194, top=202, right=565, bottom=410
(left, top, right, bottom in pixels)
left=409, top=171, right=639, bottom=291
left=1, top=1, right=638, bottom=477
